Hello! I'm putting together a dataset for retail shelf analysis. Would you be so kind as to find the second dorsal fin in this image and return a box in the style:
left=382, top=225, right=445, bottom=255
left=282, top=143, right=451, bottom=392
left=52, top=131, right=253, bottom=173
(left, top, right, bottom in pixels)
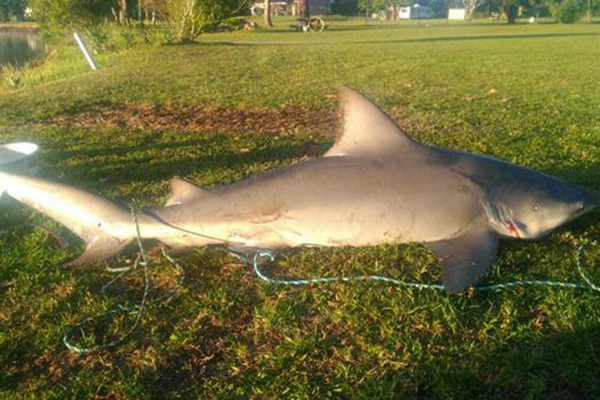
left=325, top=87, right=418, bottom=158
left=166, top=178, right=213, bottom=206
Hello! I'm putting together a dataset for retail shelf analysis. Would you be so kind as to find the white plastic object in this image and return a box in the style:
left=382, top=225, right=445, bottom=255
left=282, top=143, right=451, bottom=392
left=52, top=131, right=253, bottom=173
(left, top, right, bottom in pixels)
left=0, top=142, right=39, bottom=173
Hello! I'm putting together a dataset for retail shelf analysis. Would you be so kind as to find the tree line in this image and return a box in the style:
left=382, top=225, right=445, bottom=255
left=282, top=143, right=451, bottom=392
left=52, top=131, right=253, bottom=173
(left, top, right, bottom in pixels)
left=355, top=0, right=599, bottom=22
left=2, top=0, right=598, bottom=41
left=1, top=0, right=27, bottom=21
left=12, top=0, right=251, bottom=42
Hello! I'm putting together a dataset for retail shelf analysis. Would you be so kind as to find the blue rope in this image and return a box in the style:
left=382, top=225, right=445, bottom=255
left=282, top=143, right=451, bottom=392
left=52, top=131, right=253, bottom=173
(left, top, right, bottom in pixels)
left=249, top=243, right=599, bottom=294
left=62, top=207, right=185, bottom=354
left=63, top=204, right=597, bottom=354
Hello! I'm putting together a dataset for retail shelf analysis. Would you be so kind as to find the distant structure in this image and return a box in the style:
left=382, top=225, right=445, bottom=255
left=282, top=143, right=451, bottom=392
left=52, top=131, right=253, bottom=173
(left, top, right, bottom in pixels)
left=251, top=0, right=331, bottom=16
left=398, top=4, right=434, bottom=19
left=448, top=8, right=467, bottom=19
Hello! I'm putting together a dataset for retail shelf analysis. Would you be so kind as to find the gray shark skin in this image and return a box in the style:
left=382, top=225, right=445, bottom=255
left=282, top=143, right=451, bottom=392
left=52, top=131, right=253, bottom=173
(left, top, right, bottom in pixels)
left=0, top=87, right=596, bottom=292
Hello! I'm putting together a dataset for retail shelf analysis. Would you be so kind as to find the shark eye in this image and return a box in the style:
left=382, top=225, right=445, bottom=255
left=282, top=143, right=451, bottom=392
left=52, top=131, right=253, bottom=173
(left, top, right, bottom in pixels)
left=532, top=204, right=540, bottom=212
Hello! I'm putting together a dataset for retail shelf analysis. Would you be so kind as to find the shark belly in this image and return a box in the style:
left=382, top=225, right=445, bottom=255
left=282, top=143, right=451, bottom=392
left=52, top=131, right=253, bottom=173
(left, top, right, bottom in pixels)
left=156, top=157, right=484, bottom=250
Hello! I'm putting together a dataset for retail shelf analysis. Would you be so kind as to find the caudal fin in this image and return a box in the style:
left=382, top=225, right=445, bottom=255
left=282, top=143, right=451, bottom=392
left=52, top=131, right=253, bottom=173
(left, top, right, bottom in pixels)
left=0, top=170, right=140, bottom=268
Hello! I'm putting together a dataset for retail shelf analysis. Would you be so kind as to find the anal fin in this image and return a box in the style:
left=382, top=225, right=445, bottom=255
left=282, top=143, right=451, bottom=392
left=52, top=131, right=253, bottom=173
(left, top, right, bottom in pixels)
left=63, top=237, right=134, bottom=268
left=425, top=226, right=499, bottom=293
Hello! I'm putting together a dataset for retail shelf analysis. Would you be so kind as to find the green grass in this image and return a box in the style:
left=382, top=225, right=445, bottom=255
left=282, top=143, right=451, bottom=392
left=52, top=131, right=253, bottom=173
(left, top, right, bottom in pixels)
left=1, top=17, right=600, bottom=399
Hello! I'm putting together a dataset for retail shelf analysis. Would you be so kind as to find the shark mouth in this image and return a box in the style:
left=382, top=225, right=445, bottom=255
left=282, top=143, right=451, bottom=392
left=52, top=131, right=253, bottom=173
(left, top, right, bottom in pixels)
left=505, top=221, right=521, bottom=238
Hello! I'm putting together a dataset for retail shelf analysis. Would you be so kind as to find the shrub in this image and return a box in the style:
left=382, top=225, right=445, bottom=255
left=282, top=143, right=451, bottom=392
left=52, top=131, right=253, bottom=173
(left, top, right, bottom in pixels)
left=156, top=0, right=250, bottom=42
left=85, top=24, right=112, bottom=54
left=549, top=0, right=585, bottom=22
left=30, top=0, right=113, bottom=35
left=0, top=63, right=22, bottom=89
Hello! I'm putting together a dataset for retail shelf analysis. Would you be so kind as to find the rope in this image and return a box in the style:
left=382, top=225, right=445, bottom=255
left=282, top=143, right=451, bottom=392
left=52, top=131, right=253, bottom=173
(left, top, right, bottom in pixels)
left=249, top=243, right=599, bottom=294
left=62, top=206, right=185, bottom=354
left=62, top=204, right=597, bottom=353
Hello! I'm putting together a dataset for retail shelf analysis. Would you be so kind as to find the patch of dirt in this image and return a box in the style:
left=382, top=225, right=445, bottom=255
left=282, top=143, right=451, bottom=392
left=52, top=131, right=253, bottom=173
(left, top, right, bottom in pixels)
left=47, top=103, right=421, bottom=137
left=49, top=104, right=340, bottom=136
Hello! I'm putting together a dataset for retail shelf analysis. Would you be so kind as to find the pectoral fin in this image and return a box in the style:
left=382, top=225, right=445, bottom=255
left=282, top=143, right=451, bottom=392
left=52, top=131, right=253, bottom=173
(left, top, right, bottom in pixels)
left=425, top=227, right=499, bottom=293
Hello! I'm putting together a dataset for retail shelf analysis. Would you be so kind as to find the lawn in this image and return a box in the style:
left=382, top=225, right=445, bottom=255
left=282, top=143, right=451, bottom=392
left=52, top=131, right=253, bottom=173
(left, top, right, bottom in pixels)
left=1, top=17, right=600, bottom=399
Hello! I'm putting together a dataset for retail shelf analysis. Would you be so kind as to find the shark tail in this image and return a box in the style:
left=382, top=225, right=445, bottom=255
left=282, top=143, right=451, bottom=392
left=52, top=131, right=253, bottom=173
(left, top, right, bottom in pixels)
left=0, top=170, right=142, bottom=268
left=0, top=173, right=11, bottom=197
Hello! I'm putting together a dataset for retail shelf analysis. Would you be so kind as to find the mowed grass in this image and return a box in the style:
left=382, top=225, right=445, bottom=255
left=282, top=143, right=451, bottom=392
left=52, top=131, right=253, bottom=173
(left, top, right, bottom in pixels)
left=1, top=17, right=600, bottom=398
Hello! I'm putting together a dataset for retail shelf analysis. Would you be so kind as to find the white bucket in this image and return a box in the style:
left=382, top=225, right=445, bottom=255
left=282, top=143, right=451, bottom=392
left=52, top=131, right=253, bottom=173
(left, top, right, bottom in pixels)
left=0, top=142, right=39, bottom=173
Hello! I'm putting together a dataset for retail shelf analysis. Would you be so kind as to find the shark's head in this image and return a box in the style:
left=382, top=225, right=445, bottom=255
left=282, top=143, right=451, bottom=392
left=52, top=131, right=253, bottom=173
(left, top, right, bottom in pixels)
left=481, top=166, right=597, bottom=239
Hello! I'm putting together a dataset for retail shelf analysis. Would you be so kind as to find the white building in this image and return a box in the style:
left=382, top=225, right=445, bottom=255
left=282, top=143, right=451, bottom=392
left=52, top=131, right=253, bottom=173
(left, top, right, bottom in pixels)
left=398, top=4, right=434, bottom=19
left=448, top=8, right=467, bottom=19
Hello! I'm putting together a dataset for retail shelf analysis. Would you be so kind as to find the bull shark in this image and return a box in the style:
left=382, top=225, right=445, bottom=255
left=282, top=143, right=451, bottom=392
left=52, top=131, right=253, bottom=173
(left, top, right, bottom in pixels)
left=0, top=88, right=596, bottom=292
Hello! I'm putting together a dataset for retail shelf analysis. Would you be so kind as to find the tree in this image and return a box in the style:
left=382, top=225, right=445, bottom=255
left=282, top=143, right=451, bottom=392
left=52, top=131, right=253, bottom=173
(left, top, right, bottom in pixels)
left=464, top=0, right=478, bottom=18
left=503, top=0, right=518, bottom=22
left=527, top=0, right=547, bottom=18
left=31, top=0, right=113, bottom=32
left=586, top=0, right=600, bottom=20
left=1, top=0, right=8, bottom=21
left=137, top=0, right=144, bottom=26
left=331, top=0, right=358, bottom=15
left=264, top=0, right=272, bottom=27
left=118, top=0, right=130, bottom=25
left=485, top=0, right=526, bottom=23
left=30, top=0, right=250, bottom=42
left=298, top=0, right=310, bottom=18
left=358, top=0, right=411, bottom=19
left=153, top=0, right=250, bottom=42
left=548, top=0, right=585, bottom=22
left=11, top=0, right=26, bottom=20
left=428, top=0, right=452, bottom=17
left=109, top=0, right=139, bottom=25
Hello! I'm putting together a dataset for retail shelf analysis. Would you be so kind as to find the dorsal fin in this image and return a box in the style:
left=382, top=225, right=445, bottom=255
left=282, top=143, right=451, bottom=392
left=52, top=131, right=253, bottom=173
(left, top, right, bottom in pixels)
left=166, top=178, right=213, bottom=206
left=325, top=87, right=418, bottom=158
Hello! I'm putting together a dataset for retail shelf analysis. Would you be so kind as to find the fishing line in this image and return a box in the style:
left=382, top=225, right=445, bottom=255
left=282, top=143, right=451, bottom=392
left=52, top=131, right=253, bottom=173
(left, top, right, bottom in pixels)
left=248, top=243, right=599, bottom=293
left=62, top=206, right=185, bottom=354
left=63, top=207, right=599, bottom=353
left=145, top=208, right=248, bottom=246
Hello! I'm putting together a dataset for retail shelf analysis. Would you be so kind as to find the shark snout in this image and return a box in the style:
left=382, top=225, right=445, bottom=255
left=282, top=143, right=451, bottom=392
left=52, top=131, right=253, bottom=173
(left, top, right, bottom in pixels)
left=572, top=188, right=597, bottom=216
left=582, top=189, right=598, bottom=211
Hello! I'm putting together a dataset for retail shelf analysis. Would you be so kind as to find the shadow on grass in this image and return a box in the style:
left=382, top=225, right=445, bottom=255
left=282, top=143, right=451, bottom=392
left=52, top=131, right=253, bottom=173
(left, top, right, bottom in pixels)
left=0, top=249, right=258, bottom=397
left=363, top=323, right=600, bottom=398
left=40, top=134, right=331, bottom=190
left=200, top=32, right=600, bottom=47
left=3, top=131, right=600, bottom=397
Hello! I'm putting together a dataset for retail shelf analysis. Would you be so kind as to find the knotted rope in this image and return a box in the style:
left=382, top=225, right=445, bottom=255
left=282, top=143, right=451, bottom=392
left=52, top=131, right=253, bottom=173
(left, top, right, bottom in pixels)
left=62, top=207, right=185, bottom=354
left=248, top=244, right=599, bottom=293
left=63, top=207, right=598, bottom=353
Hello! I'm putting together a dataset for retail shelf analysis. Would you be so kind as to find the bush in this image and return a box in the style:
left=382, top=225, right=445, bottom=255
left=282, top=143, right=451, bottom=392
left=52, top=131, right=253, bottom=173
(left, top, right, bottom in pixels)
left=332, top=0, right=358, bottom=15
left=141, top=27, right=176, bottom=45
left=0, top=63, right=22, bottom=89
left=85, top=24, right=111, bottom=54
left=30, top=0, right=113, bottom=35
left=157, top=0, right=250, bottom=42
left=220, top=17, right=242, bottom=31
left=83, top=24, right=171, bottom=53
left=549, top=0, right=585, bottom=22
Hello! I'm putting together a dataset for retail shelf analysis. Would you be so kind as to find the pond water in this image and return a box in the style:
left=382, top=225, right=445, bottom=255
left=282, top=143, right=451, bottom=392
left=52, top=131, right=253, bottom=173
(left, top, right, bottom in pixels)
left=0, top=30, right=45, bottom=68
